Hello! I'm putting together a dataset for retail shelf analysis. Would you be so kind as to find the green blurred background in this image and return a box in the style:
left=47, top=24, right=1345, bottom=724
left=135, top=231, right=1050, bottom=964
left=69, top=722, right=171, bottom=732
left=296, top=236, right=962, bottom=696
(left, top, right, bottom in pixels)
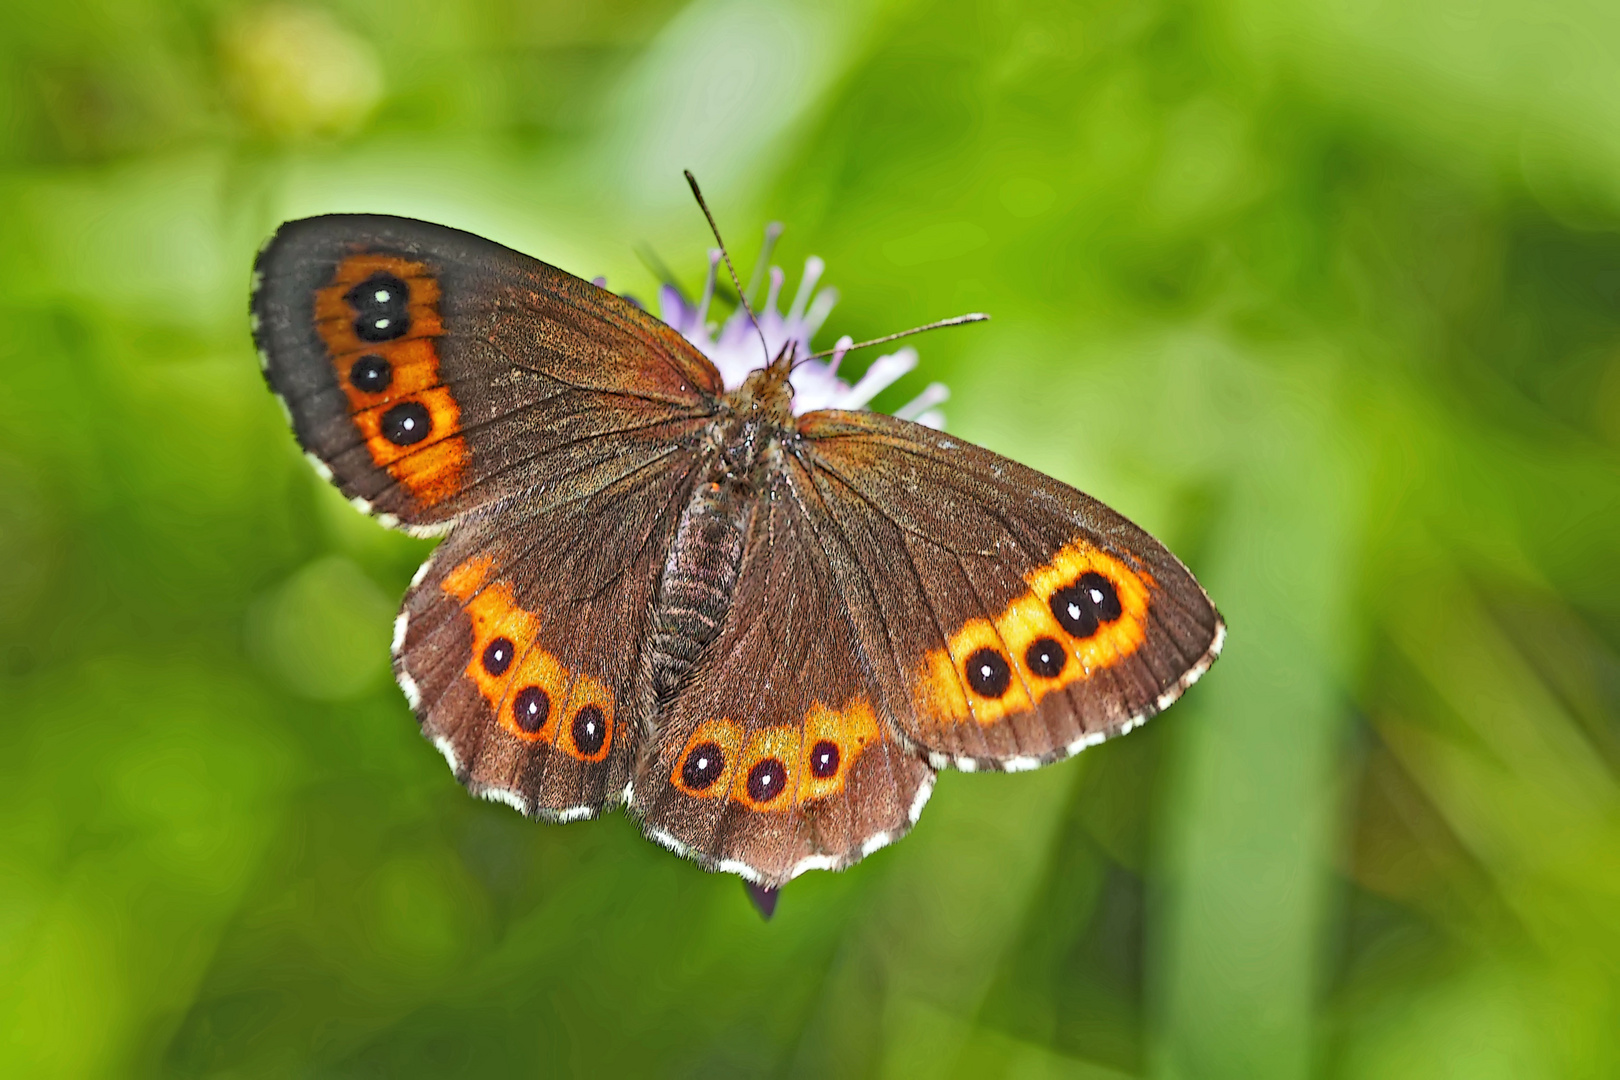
left=4, top=0, right=1620, bottom=1076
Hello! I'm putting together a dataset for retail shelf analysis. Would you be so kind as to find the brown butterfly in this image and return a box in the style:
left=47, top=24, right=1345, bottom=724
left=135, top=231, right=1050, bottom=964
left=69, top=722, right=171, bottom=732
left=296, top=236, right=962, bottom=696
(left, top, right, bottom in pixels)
left=250, top=201, right=1224, bottom=892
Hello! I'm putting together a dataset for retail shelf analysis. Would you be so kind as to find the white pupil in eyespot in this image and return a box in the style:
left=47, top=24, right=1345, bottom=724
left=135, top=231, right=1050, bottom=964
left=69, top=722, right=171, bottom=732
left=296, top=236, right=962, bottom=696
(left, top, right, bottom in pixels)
left=374, top=289, right=391, bottom=302
left=697, top=756, right=709, bottom=769
left=1089, top=588, right=1104, bottom=604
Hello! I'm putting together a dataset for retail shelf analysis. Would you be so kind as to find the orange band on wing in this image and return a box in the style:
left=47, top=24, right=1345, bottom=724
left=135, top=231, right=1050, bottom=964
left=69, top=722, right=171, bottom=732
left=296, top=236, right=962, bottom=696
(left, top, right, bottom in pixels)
left=797, top=699, right=880, bottom=803
left=671, top=719, right=745, bottom=798
left=914, top=542, right=1155, bottom=726
left=731, top=726, right=802, bottom=810
left=440, top=555, right=615, bottom=754
left=316, top=252, right=467, bottom=506
left=670, top=699, right=882, bottom=810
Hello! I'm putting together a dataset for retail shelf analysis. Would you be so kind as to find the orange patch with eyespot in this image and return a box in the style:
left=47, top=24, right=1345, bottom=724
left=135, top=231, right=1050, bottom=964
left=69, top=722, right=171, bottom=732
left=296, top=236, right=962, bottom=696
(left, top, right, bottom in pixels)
left=316, top=252, right=466, bottom=506
left=440, top=555, right=615, bottom=752
left=554, top=672, right=615, bottom=763
left=671, top=719, right=745, bottom=798
left=797, top=699, right=880, bottom=803
left=670, top=700, right=881, bottom=809
left=914, top=542, right=1155, bottom=727
left=731, top=726, right=802, bottom=810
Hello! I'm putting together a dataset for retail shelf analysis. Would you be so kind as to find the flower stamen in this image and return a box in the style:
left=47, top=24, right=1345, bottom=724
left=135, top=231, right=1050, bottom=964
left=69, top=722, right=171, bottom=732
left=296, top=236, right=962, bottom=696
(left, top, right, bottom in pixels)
left=621, top=222, right=976, bottom=426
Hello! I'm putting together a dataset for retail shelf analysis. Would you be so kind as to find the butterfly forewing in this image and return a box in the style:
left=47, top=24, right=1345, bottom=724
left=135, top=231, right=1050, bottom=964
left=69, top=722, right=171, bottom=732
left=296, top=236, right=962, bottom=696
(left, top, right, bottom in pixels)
left=793, top=410, right=1223, bottom=770
left=251, top=214, right=722, bottom=531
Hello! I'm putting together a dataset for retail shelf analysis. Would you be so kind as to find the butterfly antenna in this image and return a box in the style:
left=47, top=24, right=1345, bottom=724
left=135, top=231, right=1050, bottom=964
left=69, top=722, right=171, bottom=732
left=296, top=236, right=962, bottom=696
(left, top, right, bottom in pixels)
left=801, top=312, right=989, bottom=363
left=684, top=170, right=771, bottom=364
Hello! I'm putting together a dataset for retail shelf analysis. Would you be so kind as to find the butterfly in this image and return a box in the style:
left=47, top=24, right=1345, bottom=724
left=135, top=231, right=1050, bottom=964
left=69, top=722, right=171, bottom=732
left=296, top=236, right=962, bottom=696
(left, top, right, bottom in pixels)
left=250, top=207, right=1224, bottom=891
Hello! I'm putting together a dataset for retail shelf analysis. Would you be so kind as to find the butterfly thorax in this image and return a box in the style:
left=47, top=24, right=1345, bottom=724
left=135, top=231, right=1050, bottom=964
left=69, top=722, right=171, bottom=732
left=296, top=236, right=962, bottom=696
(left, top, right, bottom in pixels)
left=638, top=356, right=796, bottom=731
left=704, top=351, right=796, bottom=478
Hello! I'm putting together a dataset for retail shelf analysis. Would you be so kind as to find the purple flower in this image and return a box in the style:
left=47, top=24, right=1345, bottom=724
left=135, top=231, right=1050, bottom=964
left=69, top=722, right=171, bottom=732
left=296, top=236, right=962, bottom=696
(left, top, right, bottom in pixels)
left=648, top=228, right=951, bottom=428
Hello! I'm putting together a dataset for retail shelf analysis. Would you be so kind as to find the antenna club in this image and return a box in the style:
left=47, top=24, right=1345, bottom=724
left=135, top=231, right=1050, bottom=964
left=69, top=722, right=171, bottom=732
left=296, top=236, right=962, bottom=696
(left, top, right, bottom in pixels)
left=803, top=311, right=991, bottom=362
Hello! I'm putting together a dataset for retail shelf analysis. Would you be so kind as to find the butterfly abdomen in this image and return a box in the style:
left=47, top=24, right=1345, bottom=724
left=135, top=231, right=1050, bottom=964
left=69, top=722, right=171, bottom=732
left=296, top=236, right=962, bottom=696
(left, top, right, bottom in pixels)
left=645, top=480, right=752, bottom=709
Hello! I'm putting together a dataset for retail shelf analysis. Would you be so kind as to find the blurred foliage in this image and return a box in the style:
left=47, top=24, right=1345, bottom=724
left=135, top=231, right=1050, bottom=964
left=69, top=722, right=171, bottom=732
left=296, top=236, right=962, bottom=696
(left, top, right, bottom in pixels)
left=2, top=0, right=1619, bottom=1076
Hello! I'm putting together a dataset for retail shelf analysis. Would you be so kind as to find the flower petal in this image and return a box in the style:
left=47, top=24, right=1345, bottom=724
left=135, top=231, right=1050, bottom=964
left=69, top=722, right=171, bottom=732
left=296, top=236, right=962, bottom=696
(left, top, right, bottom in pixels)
left=838, top=347, right=918, bottom=409
left=895, top=381, right=951, bottom=421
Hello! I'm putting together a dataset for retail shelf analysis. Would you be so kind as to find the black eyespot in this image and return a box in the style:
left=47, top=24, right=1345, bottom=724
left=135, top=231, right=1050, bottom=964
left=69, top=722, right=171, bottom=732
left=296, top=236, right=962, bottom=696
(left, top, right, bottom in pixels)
left=349, top=354, right=392, bottom=393
left=1081, top=572, right=1122, bottom=621
left=809, top=740, right=840, bottom=779
left=345, top=272, right=408, bottom=312
left=1025, top=636, right=1068, bottom=678
left=746, top=758, right=788, bottom=803
left=355, top=313, right=409, bottom=342
left=965, top=647, right=1012, bottom=698
left=571, top=705, right=606, bottom=756
left=512, top=686, right=549, bottom=733
left=1050, top=585, right=1098, bottom=637
left=482, top=637, right=514, bottom=676
left=355, top=314, right=409, bottom=342
left=346, top=272, right=410, bottom=342
left=681, top=741, right=725, bottom=790
left=1050, top=571, right=1121, bottom=638
left=380, top=401, right=431, bottom=446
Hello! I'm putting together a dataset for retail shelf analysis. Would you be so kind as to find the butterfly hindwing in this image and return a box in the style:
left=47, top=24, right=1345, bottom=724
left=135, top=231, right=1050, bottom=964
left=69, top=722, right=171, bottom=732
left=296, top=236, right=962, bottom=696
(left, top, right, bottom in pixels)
left=792, top=409, right=1223, bottom=770
left=631, top=488, right=936, bottom=886
left=395, top=438, right=707, bottom=819
left=251, top=214, right=722, bottom=532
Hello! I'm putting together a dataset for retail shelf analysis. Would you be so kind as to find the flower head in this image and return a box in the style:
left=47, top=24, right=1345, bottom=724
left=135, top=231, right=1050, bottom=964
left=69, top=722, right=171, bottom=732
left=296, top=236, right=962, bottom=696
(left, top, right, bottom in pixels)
left=651, top=227, right=950, bottom=428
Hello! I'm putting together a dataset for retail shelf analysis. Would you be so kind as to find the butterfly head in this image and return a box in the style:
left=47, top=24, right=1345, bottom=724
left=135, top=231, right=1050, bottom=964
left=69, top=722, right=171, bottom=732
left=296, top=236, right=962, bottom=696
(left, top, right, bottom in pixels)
left=728, top=341, right=797, bottom=424
left=703, top=342, right=797, bottom=479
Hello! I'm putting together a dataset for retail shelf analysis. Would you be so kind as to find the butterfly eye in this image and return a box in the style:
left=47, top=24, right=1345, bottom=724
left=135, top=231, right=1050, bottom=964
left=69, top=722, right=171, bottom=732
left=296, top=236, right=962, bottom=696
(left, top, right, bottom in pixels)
left=964, top=647, right=1012, bottom=698
left=512, top=685, right=550, bottom=733
left=680, top=741, right=725, bottom=790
